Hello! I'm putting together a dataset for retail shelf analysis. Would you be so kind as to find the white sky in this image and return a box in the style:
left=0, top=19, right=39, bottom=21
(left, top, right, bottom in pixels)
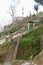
left=0, top=0, right=43, bottom=28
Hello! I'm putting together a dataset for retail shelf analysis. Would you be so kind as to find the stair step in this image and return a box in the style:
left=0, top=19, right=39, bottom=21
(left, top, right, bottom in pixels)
left=5, top=59, right=12, bottom=61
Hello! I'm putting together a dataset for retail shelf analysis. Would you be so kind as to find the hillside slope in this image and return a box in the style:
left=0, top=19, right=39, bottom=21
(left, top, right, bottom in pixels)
left=16, top=26, right=43, bottom=60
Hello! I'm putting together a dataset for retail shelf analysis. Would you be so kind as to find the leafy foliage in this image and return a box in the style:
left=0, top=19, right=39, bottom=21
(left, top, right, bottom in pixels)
left=34, top=4, right=39, bottom=13
left=35, top=0, right=43, bottom=5
left=10, top=26, right=17, bottom=33
left=40, top=18, right=43, bottom=24
left=0, top=41, right=11, bottom=63
left=0, top=26, right=17, bottom=37
left=0, top=41, right=11, bottom=52
left=17, top=28, right=42, bottom=60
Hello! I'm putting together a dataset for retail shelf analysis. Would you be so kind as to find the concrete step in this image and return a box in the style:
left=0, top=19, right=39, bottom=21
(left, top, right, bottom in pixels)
left=5, top=59, right=12, bottom=61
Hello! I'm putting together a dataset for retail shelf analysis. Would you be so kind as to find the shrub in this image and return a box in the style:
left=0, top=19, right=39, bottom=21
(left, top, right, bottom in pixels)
left=16, top=29, right=42, bottom=60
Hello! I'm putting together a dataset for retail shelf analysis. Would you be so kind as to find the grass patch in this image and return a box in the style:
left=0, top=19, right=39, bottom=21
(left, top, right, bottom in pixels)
left=0, top=41, right=11, bottom=51
left=16, top=27, right=43, bottom=60
left=12, top=60, right=25, bottom=65
left=0, top=41, right=11, bottom=63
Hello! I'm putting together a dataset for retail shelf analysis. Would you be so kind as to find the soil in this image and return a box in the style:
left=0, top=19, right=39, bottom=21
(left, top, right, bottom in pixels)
left=33, top=53, right=43, bottom=65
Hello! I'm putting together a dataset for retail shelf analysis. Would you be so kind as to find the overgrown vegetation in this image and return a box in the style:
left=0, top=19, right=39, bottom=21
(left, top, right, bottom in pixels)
left=40, top=18, right=43, bottom=24
left=0, top=41, right=11, bottom=63
left=16, top=26, right=43, bottom=60
left=0, top=11, right=43, bottom=63
left=0, top=26, right=18, bottom=37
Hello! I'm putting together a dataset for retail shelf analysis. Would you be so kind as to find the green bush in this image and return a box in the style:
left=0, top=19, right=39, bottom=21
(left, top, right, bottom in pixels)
left=40, top=18, right=43, bottom=24
left=10, top=26, right=17, bottom=33
left=17, top=29, right=42, bottom=60
left=0, top=41, right=11, bottom=63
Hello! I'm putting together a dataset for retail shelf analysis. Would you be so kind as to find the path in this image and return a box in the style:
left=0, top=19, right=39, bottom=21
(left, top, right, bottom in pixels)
left=5, top=37, right=21, bottom=61
left=13, top=37, right=20, bottom=60
left=5, top=44, right=15, bottom=61
left=21, top=61, right=37, bottom=65
left=3, top=62, right=12, bottom=65
left=3, top=61, right=37, bottom=65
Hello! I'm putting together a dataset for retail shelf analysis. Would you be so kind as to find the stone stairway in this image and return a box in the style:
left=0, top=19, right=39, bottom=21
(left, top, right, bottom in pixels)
left=13, top=38, right=19, bottom=60
left=5, top=37, right=20, bottom=61
left=5, top=45, right=15, bottom=61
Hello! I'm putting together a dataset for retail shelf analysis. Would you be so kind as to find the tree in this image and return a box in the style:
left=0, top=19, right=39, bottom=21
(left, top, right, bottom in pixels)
left=35, top=0, right=43, bottom=6
left=22, top=7, right=24, bottom=17
left=34, top=4, right=39, bottom=13
left=8, top=0, right=20, bottom=22
left=8, top=5, right=16, bottom=23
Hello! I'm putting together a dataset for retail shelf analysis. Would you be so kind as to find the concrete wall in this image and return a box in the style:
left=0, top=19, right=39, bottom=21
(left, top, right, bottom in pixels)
left=28, top=22, right=35, bottom=30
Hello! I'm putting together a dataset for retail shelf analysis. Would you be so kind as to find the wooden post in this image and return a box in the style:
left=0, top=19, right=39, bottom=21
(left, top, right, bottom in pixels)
left=33, top=23, right=35, bottom=29
left=28, top=22, right=30, bottom=30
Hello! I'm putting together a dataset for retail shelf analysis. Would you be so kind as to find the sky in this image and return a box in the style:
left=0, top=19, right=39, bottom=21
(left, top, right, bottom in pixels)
left=0, top=0, right=43, bottom=29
